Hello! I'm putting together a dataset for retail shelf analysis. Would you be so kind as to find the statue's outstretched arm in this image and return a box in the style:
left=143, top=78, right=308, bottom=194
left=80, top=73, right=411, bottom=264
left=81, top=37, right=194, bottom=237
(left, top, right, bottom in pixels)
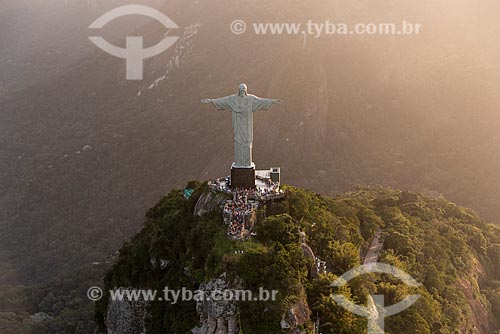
left=252, top=96, right=284, bottom=112
left=259, top=97, right=284, bottom=105
left=201, top=96, right=232, bottom=110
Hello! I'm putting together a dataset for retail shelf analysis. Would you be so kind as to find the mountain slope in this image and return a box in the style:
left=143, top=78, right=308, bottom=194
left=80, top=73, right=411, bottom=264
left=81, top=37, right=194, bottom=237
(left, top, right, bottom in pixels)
left=95, top=183, right=500, bottom=334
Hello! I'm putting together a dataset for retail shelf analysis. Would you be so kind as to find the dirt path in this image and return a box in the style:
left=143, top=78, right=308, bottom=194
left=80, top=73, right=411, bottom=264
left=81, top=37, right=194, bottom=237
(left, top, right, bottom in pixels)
left=363, top=231, right=384, bottom=264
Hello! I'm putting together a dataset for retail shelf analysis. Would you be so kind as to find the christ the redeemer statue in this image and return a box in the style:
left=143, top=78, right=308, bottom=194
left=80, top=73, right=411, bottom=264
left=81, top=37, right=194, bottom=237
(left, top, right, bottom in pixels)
left=201, top=83, right=283, bottom=169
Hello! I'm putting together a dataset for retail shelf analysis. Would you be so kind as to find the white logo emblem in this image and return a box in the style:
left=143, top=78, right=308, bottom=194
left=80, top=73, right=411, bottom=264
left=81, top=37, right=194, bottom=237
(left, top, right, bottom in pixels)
left=331, top=263, right=421, bottom=334
left=89, top=5, right=179, bottom=80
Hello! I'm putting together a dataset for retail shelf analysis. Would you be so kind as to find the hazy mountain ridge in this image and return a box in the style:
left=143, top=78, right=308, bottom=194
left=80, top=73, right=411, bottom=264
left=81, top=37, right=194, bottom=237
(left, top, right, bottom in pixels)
left=2, top=0, right=500, bottom=332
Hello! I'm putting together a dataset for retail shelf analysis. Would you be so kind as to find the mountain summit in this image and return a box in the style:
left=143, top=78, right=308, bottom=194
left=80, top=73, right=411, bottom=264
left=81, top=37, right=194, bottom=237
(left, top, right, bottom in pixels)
left=95, top=182, right=500, bottom=334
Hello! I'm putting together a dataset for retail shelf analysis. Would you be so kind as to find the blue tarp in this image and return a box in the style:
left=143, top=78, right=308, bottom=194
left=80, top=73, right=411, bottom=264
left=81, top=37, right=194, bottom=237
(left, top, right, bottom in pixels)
left=184, top=188, right=194, bottom=199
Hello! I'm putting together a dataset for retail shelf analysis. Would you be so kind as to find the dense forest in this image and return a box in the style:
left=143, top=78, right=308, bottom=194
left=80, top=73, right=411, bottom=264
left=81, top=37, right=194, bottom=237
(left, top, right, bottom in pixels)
left=4, top=1, right=500, bottom=332
left=95, top=182, right=500, bottom=333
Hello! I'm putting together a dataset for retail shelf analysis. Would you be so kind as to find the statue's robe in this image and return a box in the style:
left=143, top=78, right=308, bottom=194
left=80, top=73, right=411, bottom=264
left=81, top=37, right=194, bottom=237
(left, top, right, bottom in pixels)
left=210, top=94, right=275, bottom=168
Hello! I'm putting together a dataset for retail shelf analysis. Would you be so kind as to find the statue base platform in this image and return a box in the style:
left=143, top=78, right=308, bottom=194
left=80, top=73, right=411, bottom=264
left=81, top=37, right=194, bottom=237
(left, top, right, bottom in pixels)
left=231, top=164, right=256, bottom=188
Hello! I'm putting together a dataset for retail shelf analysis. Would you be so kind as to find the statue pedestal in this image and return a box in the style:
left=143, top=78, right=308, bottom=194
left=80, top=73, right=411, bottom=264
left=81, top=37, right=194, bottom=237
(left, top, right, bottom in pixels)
left=230, top=163, right=255, bottom=188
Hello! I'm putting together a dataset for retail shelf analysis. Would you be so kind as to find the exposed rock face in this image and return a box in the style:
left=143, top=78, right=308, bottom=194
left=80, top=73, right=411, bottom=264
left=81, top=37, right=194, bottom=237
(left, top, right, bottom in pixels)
left=30, top=312, right=53, bottom=323
left=194, top=190, right=228, bottom=216
left=301, top=242, right=326, bottom=278
left=280, top=297, right=311, bottom=334
left=194, top=274, right=239, bottom=334
left=301, top=242, right=315, bottom=261
left=105, top=289, right=148, bottom=334
left=458, top=273, right=495, bottom=334
left=243, top=203, right=257, bottom=231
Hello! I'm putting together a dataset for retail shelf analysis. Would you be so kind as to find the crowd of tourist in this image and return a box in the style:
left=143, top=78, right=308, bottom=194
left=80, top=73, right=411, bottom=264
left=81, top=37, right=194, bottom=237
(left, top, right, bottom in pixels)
left=256, top=184, right=281, bottom=197
left=255, top=176, right=282, bottom=197
left=224, top=187, right=257, bottom=239
left=210, top=176, right=282, bottom=198
left=210, top=177, right=231, bottom=192
left=209, top=176, right=283, bottom=240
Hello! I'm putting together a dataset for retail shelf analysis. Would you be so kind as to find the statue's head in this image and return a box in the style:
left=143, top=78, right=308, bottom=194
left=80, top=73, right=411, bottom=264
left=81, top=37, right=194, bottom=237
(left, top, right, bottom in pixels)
left=238, top=83, right=248, bottom=96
